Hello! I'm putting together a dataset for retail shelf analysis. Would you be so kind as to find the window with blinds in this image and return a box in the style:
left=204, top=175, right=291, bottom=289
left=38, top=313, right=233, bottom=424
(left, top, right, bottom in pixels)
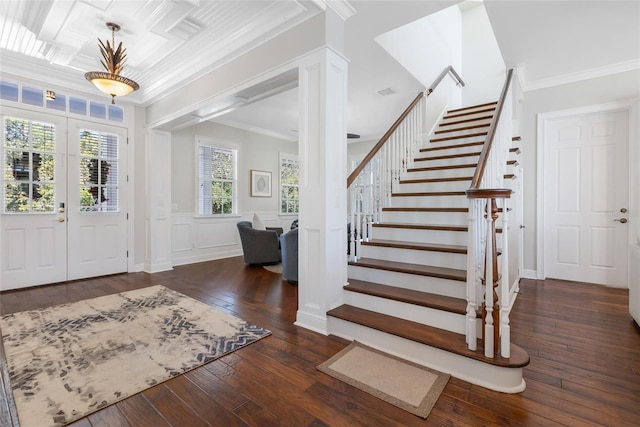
left=3, top=117, right=56, bottom=213
left=78, top=129, right=119, bottom=212
left=198, top=144, right=236, bottom=215
left=280, top=154, right=299, bottom=214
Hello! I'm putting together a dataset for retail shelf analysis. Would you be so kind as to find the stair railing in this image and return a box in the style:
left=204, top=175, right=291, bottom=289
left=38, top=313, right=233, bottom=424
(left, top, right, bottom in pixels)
left=347, top=66, right=464, bottom=260
left=465, top=68, right=516, bottom=358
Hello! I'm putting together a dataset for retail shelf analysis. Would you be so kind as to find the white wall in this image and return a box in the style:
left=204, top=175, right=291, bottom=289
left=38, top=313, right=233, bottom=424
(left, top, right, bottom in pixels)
left=520, top=70, right=640, bottom=275
left=170, top=121, right=298, bottom=265
left=461, top=3, right=506, bottom=105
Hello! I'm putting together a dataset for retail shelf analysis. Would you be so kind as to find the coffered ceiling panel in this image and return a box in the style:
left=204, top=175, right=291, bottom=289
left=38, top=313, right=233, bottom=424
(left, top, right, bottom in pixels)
left=0, top=0, right=322, bottom=104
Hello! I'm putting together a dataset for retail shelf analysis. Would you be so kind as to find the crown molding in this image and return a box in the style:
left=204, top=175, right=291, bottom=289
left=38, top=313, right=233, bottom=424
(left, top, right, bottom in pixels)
left=212, top=117, right=298, bottom=142
left=310, top=0, right=356, bottom=20
left=520, top=59, right=640, bottom=92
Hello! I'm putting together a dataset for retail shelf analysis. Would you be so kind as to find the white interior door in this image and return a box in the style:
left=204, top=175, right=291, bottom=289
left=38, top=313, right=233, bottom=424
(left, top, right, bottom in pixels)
left=1, top=109, right=67, bottom=290
left=544, top=109, right=629, bottom=287
left=67, top=120, right=128, bottom=281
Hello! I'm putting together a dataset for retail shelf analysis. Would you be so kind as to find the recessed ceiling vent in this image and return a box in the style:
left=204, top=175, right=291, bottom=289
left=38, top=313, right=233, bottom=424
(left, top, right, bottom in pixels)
left=376, top=87, right=395, bottom=96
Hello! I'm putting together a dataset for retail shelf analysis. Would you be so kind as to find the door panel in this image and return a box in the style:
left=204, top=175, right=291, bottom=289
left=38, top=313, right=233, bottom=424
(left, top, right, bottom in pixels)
left=67, top=120, right=127, bottom=280
left=1, top=109, right=67, bottom=290
left=544, top=110, right=629, bottom=286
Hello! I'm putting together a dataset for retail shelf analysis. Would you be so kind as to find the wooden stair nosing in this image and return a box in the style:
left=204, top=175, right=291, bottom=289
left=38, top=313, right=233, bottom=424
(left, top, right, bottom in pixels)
left=439, top=115, right=494, bottom=127
left=382, top=207, right=468, bottom=213
left=415, top=151, right=481, bottom=162
left=348, top=257, right=466, bottom=282
left=443, top=107, right=496, bottom=120
left=419, top=141, right=484, bottom=153
left=392, top=191, right=466, bottom=197
left=434, top=123, right=490, bottom=135
left=407, top=163, right=477, bottom=173
left=399, top=176, right=473, bottom=184
left=327, top=304, right=530, bottom=368
left=447, top=102, right=497, bottom=114
left=361, top=239, right=467, bottom=254
left=430, top=132, right=487, bottom=143
left=512, top=136, right=521, bottom=141
left=344, top=279, right=469, bottom=315
left=510, top=147, right=520, bottom=154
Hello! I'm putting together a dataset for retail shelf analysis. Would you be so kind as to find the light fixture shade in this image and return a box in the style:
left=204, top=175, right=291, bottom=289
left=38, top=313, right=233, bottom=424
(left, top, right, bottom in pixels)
left=85, top=71, right=139, bottom=97
left=85, top=22, right=139, bottom=104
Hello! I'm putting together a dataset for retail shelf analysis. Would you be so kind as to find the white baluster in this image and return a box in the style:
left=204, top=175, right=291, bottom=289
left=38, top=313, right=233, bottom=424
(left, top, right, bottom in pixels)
left=466, top=198, right=477, bottom=351
left=484, top=199, right=494, bottom=358
left=500, top=197, right=511, bottom=358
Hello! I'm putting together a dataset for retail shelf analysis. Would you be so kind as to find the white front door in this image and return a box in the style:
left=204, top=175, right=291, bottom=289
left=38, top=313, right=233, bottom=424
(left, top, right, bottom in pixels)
left=67, top=120, right=128, bottom=280
left=544, top=109, right=629, bottom=287
left=1, top=111, right=128, bottom=290
left=1, top=110, right=67, bottom=289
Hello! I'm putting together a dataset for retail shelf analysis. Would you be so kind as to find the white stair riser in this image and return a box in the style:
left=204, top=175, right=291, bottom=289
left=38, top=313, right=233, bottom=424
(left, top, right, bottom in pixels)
left=414, top=155, right=480, bottom=168
left=436, top=118, right=493, bottom=133
left=431, top=126, right=490, bottom=140
left=343, top=291, right=466, bottom=334
left=442, top=110, right=495, bottom=123
left=397, top=180, right=471, bottom=193
left=348, top=265, right=466, bottom=298
left=390, top=195, right=468, bottom=208
left=373, top=227, right=469, bottom=246
left=404, top=167, right=476, bottom=180
left=429, top=134, right=488, bottom=145
left=381, top=211, right=469, bottom=224
left=359, top=245, right=467, bottom=270
left=326, top=318, right=526, bottom=393
left=419, top=142, right=485, bottom=157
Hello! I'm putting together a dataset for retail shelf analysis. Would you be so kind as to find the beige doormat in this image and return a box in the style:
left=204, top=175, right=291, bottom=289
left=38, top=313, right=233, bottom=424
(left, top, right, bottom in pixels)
left=318, top=341, right=449, bottom=418
left=0, top=285, right=271, bottom=427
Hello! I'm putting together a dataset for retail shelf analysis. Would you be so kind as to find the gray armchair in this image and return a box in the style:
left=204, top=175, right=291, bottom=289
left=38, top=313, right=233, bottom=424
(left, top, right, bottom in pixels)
left=237, top=221, right=281, bottom=265
left=280, top=227, right=298, bottom=283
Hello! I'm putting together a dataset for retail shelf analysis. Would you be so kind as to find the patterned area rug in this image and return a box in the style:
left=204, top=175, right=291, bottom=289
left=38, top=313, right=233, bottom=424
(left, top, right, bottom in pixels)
left=318, top=341, right=449, bottom=418
left=0, top=285, right=271, bottom=427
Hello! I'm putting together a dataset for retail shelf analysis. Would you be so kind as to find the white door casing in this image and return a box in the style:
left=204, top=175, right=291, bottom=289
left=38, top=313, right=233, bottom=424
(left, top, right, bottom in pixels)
left=1, top=109, right=67, bottom=290
left=67, top=120, right=128, bottom=281
left=541, top=108, right=629, bottom=287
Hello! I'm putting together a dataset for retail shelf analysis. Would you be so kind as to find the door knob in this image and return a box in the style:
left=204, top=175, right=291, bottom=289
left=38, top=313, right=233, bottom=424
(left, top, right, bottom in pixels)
left=620, top=208, right=627, bottom=213
left=56, top=217, right=65, bottom=222
left=614, top=218, right=628, bottom=224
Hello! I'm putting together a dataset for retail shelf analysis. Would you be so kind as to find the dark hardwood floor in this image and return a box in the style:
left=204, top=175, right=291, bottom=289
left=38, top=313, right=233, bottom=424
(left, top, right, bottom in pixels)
left=1, top=256, right=639, bottom=426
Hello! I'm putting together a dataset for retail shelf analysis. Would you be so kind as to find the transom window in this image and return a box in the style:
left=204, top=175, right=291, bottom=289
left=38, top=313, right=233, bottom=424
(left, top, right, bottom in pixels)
left=3, top=117, right=55, bottom=213
left=280, top=154, right=299, bottom=214
left=198, top=142, right=237, bottom=215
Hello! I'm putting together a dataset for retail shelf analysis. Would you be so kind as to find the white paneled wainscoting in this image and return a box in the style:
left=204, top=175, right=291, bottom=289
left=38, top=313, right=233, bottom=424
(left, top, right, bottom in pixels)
left=171, top=212, right=297, bottom=266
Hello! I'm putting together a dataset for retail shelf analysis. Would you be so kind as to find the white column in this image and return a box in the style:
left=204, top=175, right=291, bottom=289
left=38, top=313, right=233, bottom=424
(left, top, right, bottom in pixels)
left=144, top=129, right=173, bottom=273
left=295, top=46, right=349, bottom=334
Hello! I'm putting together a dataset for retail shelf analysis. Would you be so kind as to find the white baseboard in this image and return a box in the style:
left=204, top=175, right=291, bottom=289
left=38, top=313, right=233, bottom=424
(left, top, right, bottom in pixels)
left=522, top=269, right=538, bottom=279
left=295, top=310, right=328, bottom=335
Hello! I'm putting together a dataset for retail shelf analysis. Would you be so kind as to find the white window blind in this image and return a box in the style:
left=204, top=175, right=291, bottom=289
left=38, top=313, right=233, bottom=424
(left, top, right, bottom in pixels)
left=198, top=144, right=236, bottom=215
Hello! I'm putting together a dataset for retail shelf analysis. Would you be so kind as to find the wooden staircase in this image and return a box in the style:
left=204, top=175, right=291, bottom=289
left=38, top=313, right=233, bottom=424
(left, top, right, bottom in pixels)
left=329, top=101, right=529, bottom=392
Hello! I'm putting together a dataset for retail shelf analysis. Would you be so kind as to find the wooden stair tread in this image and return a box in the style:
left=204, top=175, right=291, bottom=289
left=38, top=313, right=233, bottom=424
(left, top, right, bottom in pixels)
left=400, top=176, right=473, bottom=184
left=447, top=102, right=497, bottom=113
left=439, top=115, right=493, bottom=127
left=382, top=207, right=467, bottom=212
left=392, top=191, right=466, bottom=197
left=420, top=141, right=483, bottom=152
left=444, top=107, right=496, bottom=120
left=327, top=305, right=530, bottom=368
left=373, top=222, right=503, bottom=233
left=415, top=151, right=481, bottom=161
left=362, top=239, right=467, bottom=254
left=434, top=123, right=490, bottom=135
left=430, top=132, right=487, bottom=143
left=407, top=163, right=477, bottom=172
left=344, top=279, right=468, bottom=315
left=349, top=257, right=466, bottom=281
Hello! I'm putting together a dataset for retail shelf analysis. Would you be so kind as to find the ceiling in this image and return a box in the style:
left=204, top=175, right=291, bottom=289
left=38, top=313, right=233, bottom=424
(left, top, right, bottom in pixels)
left=1, top=1, right=639, bottom=142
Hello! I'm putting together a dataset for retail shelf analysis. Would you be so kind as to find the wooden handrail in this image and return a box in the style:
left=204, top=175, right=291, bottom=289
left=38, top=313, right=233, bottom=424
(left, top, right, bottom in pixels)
left=428, top=65, right=465, bottom=95
left=347, top=65, right=464, bottom=187
left=346, top=92, right=423, bottom=187
left=465, top=188, right=512, bottom=199
left=468, top=68, right=514, bottom=190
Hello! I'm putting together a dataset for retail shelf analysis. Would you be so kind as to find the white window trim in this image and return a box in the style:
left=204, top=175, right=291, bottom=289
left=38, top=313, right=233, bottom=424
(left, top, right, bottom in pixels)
left=279, top=152, right=299, bottom=215
left=194, top=136, right=239, bottom=217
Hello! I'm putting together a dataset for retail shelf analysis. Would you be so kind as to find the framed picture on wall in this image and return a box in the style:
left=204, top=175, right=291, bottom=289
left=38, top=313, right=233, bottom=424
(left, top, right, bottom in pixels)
left=251, top=170, right=272, bottom=197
